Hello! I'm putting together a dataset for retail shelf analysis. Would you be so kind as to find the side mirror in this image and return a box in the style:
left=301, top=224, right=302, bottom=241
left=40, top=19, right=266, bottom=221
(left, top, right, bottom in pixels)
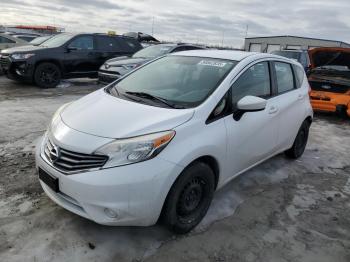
left=233, top=96, right=267, bottom=121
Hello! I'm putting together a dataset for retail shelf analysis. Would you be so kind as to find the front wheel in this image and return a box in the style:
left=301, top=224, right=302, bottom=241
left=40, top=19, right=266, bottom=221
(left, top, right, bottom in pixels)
left=161, top=162, right=215, bottom=234
left=34, top=62, right=61, bottom=88
left=285, top=120, right=310, bottom=159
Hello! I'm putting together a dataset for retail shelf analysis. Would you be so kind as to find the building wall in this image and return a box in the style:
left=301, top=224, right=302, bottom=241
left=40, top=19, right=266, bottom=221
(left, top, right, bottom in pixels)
left=244, top=36, right=350, bottom=52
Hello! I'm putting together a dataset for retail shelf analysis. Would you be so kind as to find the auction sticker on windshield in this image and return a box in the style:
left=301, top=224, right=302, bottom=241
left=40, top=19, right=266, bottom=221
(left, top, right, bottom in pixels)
left=198, top=60, right=227, bottom=67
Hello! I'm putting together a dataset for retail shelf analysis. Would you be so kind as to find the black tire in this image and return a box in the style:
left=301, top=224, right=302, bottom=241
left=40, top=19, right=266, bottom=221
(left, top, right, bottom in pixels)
left=34, top=62, right=61, bottom=88
left=162, top=162, right=215, bottom=234
left=285, top=120, right=310, bottom=159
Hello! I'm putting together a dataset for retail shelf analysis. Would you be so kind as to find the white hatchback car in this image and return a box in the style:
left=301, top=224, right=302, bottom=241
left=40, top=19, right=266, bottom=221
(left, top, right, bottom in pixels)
left=36, top=50, right=313, bottom=233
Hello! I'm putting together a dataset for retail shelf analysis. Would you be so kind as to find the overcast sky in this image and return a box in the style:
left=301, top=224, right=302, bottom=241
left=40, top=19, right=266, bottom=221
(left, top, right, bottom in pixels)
left=1, top=0, right=350, bottom=47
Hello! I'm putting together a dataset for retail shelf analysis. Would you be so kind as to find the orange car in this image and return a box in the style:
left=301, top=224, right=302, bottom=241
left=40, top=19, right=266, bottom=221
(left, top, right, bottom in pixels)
left=308, top=47, right=350, bottom=117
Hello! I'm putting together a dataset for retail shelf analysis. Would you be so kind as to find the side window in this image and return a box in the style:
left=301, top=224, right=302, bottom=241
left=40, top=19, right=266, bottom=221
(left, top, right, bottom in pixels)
left=293, top=64, right=305, bottom=88
left=68, top=36, right=94, bottom=50
left=231, top=62, right=271, bottom=105
left=0, top=36, right=15, bottom=44
left=96, top=36, right=119, bottom=51
left=274, top=62, right=295, bottom=93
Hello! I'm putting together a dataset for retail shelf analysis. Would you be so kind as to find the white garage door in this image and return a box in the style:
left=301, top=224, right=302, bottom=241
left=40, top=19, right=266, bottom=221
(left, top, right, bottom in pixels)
left=249, top=43, right=261, bottom=52
left=287, top=45, right=301, bottom=50
left=267, top=44, right=281, bottom=53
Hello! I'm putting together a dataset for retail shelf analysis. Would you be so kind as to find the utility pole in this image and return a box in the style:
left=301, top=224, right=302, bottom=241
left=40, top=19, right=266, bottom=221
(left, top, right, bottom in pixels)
left=151, top=16, right=155, bottom=36
left=221, top=30, right=225, bottom=47
left=245, top=24, right=249, bottom=38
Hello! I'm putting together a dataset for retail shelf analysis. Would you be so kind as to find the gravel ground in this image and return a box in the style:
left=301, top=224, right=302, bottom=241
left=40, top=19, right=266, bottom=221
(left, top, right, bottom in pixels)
left=0, top=76, right=349, bottom=262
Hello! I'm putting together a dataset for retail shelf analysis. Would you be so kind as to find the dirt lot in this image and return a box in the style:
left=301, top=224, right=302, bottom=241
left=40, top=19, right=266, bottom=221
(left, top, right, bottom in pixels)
left=0, top=75, right=349, bottom=262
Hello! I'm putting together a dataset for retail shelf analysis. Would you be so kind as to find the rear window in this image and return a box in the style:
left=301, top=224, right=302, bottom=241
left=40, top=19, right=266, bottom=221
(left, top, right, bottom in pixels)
left=293, top=64, right=305, bottom=88
left=274, top=62, right=295, bottom=93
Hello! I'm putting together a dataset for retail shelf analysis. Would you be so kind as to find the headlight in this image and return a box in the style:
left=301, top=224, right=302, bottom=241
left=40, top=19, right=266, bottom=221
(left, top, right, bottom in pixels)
left=96, top=131, right=175, bottom=168
left=123, top=63, right=140, bottom=70
left=11, top=53, right=35, bottom=60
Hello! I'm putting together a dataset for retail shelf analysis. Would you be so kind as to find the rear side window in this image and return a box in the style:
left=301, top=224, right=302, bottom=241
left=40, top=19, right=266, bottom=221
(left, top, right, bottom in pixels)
left=274, top=62, right=295, bottom=94
left=96, top=36, right=120, bottom=51
left=293, top=64, right=305, bottom=88
left=231, top=62, right=271, bottom=104
left=68, top=36, right=94, bottom=50
left=0, top=36, right=15, bottom=44
left=115, top=38, right=142, bottom=52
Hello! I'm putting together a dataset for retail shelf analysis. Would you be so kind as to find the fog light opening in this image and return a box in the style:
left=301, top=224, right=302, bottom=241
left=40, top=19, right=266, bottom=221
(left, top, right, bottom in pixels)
left=104, top=208, right=118, bottom=218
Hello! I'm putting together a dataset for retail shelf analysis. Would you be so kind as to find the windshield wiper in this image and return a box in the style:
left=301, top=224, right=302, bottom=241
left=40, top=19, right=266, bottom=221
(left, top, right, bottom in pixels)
left=125, top=91, right=182, bottom=109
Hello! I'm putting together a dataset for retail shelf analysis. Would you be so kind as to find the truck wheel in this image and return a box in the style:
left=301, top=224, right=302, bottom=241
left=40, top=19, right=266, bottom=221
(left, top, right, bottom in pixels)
left=285, top=120, right=310, bottom=159
left=34, top=62, right=61, bottom=88
left=162, top=162, right=215, bottom=234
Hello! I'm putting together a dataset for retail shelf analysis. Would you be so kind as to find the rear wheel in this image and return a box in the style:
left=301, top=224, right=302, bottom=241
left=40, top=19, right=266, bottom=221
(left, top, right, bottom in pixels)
left=285, top=120, right=310, bottom=159
left=34, top=62, right=61, bottom=88
left=162, top=162, right=215, bottom=234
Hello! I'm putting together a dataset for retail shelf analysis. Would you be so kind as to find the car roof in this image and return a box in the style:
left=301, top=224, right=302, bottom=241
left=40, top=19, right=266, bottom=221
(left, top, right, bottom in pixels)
left=169, top=50, right=258, bottom=61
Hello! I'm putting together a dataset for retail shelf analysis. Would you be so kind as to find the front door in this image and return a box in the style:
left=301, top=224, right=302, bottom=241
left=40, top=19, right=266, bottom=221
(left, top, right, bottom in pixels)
left=64, top=35, right=98, bottom=76
left=224, top=61, right=279, bottom=180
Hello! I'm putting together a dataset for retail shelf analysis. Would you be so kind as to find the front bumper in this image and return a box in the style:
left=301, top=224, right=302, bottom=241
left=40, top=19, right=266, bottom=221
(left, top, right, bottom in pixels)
left=0, top=55, right=34, bottom=81
left=98, top=71, right=120, bottom=84
left=310, top=91, right=350, bottom=116
left=35, top=136, right=183, bottom=226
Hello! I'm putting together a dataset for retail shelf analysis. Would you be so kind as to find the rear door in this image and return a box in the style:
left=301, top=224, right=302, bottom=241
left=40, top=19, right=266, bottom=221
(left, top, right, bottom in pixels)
left=224, top=60, right=279, bottom=179
left=63, top=35, right=97, bottom=75
left=272, top=61, right=306, bottom=149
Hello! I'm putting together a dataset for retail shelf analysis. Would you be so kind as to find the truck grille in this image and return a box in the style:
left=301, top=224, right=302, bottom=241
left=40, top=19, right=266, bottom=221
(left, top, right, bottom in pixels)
left=44, top=139, right=108, bottom=174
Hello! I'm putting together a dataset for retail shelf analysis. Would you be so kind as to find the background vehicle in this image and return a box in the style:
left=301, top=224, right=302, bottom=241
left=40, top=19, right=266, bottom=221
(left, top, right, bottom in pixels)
left=308, top=47, right=350, bottom=117
left=98, top=43, right=205, bottom=83
left=0, top=33, right=28, bottom=51
left=36, top=50, right=313, bottom=233
left=0, top=33, right=143, bottom=88
left=11, top=34, right=39, bottom=42
left=271, top=49, right=310, bottom=72
left=29, top=35, right=53, bottom=46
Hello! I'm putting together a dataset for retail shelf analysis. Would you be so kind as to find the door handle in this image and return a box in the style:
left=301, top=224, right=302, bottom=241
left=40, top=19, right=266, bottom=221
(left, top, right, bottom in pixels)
left=269, top=106, right=278, bottom=114
left=297, top=93, right=304, bottom=100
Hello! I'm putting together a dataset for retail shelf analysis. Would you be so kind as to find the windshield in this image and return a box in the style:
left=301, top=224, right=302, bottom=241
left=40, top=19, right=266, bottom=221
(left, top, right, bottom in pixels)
left=272, top=51, right=301, bottom=61
left=132, top=45, right=173, bottom=58
left=111, top=56, right=237, bottom=108
left=30, top=36, right=50, bottom=45
left=39, top=34, right=74, bottom=48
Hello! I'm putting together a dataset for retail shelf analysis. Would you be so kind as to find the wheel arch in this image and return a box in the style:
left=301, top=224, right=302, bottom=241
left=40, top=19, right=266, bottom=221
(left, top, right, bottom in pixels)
left=158, top=154, right=220, bottom=223
left=33, top=59, right=63, bottom=78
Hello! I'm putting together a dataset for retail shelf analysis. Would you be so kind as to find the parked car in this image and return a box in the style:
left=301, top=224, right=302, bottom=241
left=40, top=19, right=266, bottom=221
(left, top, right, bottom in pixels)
left=36, top=50, right=313, bottom=233
left=271, top=49, right=310, bottom=72
left=29, top=35, right=53, bottom=46
left=308, top=47, right=350, bottom=117
left=12, top=34, right=39, bottom=42
left=98, top=43, right=205, bottom=83
left=0, top=33, right=28, bottom=51
left=0, top=33, right=142, bottom=88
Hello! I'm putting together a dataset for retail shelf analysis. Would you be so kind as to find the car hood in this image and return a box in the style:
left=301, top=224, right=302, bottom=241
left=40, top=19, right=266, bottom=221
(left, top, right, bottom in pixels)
left=0, top=45, right=48, bottom=54
left=308, top=47, right=350, bottom=69
left=60, top=89, right=194, bottom=139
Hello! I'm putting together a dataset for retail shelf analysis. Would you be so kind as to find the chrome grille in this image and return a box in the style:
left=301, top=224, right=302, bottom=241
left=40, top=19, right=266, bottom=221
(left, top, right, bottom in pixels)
left=44, top=139, right=108, bottom=173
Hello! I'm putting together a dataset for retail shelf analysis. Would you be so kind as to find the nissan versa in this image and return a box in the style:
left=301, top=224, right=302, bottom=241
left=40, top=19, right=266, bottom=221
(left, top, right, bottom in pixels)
left=36, top=50, right=313, bottom=233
